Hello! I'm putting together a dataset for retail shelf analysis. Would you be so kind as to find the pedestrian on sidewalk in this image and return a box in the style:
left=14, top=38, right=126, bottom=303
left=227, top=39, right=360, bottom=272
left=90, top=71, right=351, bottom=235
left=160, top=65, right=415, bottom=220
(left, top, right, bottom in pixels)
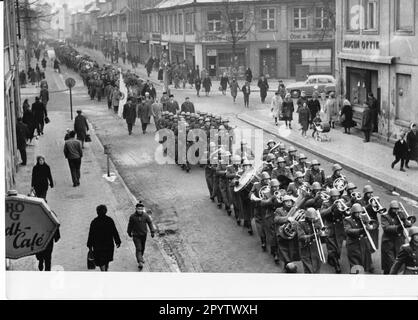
left=242, top=81, right=251, bottom=108
left=36, top=227, right=60, bottom=271
left=31, top=155, right=54, bottom=201
left=22, top=100, right=36, bottom=144
left=32, top=96, right=47, bottom=136
left=326, top=92, right=337, bottom=128
left=270, top=91, right=283, bottom=126
left=16, top=118, right=29, bottom=166
left=151, top=98, right=163, bottom=131
left=122, top=97, right=137, bottom=135
left=63, top=130, right=83, bottom=187
left=257, top=75, right=269, bottom=103
left=406, top=123, right=418, bottom=168
left=203, top=75, right=212, bottom=96
left=74, top=110, right=89, bottom=149
left=137, top=97, right=152, bottom=134
left=41, top=57, right=47, bottom=69
left=298, top=102, right=310, bottom=138
left=40, top=86, right=49, bottom=109
left=145, top=57, right=154, bottom=77
left=308, top=92, right=321, bottom=127
left=111, top=86, right=123, bottom=114
left=282, top=93, right=294, bottom=129
left=340, top=99, right=355, bottom=134
left=105, top=83, right=114, bottom=109
left=220, top=73, right=229, bottom=95
left=19, top=70, right=27, bottom=87
left=127, top=202, right=156, bottom=270
left=230, top=78, right=239, bottom=103
left=181, top=97, right=195, bottom=114
left=367, top=93, right=380, bottom=133
left=245, top=67, right=253, bottom=83
left=194, top=77, right=202, bottom=97
left=361, top=102, right=373, bottom=143
left=87, top=205, right=121, bottom=272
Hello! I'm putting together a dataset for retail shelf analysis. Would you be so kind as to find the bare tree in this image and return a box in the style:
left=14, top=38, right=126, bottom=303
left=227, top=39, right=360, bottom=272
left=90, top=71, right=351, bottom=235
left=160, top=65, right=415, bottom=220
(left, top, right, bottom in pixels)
left=306, top=0, right=336, bottom=41
left=200, top=0, right=255, bottom=77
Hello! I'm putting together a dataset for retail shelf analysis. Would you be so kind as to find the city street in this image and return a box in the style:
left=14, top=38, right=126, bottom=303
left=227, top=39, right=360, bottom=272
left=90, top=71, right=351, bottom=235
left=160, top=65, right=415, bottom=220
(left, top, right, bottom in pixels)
left=10, top=45, right=417, bottom=274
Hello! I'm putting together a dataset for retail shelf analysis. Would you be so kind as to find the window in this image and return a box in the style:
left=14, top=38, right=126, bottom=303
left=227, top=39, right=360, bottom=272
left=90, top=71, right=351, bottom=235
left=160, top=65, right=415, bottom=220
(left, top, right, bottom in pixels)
left=178, top=13, right=183, bottom=34
left=365, top=1, right=377, bottom=30
left=293, top=8, right=307, bottom=29
left=315, top=7, right=329, bottom=29
left=208, top=12, right=221, bottom=32
left=396, top=0, right=415, bottom=32
left=261, top=8, right=275, bottom=30
left=174, top=14, right=178, bottom=34
left=346, top=0, right=362, bottom=31
left=185, top=13, right=194, bottom=33
left=231, top=12, right=244, bottom=31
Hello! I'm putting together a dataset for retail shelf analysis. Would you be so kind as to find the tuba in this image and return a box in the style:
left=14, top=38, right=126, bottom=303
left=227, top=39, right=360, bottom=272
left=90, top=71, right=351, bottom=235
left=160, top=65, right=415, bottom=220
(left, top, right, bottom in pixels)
left=258, top=185, right=271, bottom=200
left=369, top=197, right=387, bottom=214
left=278, top=209, right=305, bottom=240
left=333, top=176, right=348, bottom=192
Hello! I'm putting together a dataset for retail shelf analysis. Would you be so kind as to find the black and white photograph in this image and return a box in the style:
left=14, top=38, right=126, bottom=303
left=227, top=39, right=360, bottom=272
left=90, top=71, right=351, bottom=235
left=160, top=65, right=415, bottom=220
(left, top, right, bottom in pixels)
left=3, top=0, right=418, bottom=300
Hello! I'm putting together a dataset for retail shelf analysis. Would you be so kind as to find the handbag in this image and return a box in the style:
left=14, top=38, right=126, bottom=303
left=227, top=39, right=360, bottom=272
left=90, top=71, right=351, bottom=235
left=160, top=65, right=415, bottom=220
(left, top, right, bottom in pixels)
left=340, top=114, right=346, bottom=123
left=44, top=116, right=50, bottom=124
left=87, top=250, right=96, bottom=270
left=85, top=134, right=92, bottom=142
left=27, top=188, right=36, bottom=197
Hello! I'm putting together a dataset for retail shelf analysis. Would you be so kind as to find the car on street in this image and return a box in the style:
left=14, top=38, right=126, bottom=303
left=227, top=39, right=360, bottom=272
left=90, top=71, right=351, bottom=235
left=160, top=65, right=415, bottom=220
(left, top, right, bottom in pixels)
left=286, top=75, right=336, bottom=98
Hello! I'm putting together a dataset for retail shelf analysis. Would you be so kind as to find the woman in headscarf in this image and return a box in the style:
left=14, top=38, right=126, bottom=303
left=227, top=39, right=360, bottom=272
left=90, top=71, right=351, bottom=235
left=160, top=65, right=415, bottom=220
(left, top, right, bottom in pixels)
left=340, top=99, right=356, bottom=134
left=31, top=155, right=54, bottom=201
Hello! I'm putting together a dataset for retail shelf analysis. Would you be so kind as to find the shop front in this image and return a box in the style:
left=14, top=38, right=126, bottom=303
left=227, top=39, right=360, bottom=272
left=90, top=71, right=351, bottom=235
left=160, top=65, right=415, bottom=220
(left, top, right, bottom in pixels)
left=139, top=40, right=149, bottom=64
left=204, top=45, right=246, bottom=78
left=288, top=41, right=334, bottom=78
left=170, top=43, right=184, bottom=64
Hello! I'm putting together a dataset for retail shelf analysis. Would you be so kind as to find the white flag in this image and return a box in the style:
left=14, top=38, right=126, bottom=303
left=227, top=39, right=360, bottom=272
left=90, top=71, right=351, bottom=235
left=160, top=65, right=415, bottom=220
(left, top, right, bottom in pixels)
left=118, top=68, right=127, bottom=118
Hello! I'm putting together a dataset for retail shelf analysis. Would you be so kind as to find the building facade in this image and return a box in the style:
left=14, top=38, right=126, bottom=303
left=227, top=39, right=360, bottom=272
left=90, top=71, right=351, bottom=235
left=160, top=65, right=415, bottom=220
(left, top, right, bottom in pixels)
left=335, top=0, right=418, bottom=140
left=4, top=0, right=22, bottom=190
left=140, top=0, right=335, bottom=79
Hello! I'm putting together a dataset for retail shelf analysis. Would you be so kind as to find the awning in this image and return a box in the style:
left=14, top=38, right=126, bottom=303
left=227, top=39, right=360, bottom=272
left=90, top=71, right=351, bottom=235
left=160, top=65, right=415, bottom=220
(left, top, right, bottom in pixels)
left=150, top=40, right=160, bottom=45
left=140, top=40, right=148, bottom=44
left=337, top=52, right=396, bottom=65
left=160, top=41, right=168, bottom=46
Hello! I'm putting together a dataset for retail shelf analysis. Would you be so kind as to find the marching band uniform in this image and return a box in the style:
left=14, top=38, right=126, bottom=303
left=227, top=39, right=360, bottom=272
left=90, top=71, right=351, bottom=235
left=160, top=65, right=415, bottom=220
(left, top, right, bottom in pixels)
left=237, top=161, right=254, bottom=234
left=217, top=160, right=231, bottom=214
left=381, top=201, right=413, bottom=274
left=274, top=196, right=300, bottom=268
left=304, top=160, right=325, bottom=186
left=320, top=189, right=345, bottom=273
left=226, top=161, right=240, bottom=223
left=287, top=171, right=305, bottom=198
left=390, top=227, right=418, bottom=275
left=304, top=183, right=324, bottom=210
left=297, top=208, right=323, bottom=273
left=344, top=204, right=373, bottom=273
left=293, top=153, right=309, bottom=176
left=324, top=164, right=344, bottom=190
left=271, top=158, right=293, bottom=189
left=359, top=185, right=380, bottom=250
left=284, top=147, right=298, bottom=167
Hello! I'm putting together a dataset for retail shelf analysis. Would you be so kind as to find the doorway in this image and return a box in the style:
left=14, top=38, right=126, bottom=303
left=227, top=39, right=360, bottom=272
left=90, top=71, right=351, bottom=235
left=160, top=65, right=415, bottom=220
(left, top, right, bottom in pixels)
left=259, top=49, right=277, bottom=78
left=289, top=48, right=302, bottom=77
left=208, top=56, right=217, bottom=76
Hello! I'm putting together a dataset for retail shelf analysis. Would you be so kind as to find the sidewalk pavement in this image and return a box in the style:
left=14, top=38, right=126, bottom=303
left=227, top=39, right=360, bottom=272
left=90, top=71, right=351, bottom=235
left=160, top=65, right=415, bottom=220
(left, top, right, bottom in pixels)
left=238, top=108, right=418, bottom=202
left=8, top=62, right=175, bottom=272
left=76, top=46, right=296, bottom=93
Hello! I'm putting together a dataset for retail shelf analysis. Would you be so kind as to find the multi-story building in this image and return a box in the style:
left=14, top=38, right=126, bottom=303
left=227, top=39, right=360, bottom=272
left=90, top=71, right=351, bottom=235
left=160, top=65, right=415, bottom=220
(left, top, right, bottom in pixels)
left=335, top=0, right=418, bottom=140
left=4, top=0, right=22, bottom=190
left=140, top=0, right=335, bottom=78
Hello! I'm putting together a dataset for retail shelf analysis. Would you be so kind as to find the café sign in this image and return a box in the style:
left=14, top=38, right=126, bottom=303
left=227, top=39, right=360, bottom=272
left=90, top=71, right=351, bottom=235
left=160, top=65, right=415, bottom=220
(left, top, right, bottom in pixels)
left=5, top=192, right=60, bottom=259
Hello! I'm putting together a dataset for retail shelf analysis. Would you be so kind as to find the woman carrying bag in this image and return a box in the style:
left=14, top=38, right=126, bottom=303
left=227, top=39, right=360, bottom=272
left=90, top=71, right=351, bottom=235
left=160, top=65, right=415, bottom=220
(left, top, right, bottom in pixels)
left=31, top=155, right=54, bottom=201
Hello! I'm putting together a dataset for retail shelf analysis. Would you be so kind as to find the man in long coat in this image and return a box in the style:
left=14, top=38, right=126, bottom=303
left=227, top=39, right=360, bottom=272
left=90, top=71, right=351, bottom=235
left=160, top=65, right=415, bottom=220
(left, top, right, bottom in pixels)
left=74, top=110, right=89, bottom=148
left=180, top=97, right=195, bottom=113
left=361, top=102, right=373, bottom=143
left=32, top=96, right=47, bottom=136
left=122, top=97, right=137, bottom=135
left=406, top=123, right=418, bottom=168
left=257, top=75, right=269, bottom=103
left=137, top=97, right=152, bottom=134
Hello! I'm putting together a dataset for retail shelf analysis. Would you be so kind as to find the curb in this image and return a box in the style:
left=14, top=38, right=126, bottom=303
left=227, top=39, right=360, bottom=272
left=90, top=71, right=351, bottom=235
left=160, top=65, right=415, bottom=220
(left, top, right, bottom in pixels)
left=237, top=114, right=418, bottom=202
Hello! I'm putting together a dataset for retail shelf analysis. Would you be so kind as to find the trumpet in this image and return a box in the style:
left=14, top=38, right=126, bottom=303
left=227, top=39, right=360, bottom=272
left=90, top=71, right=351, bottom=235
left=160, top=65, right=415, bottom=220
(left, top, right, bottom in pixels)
left=298, top=182, right=312, bottom=197
left=258, top=185, right=271, bottom=200
left=399, top=202, right=417, bottom=224
left=319, top=191, right=330, bottom=202
left=351, top=192, right=362, bottom=201
left=273, top=189, right=287, bottom=203
left=334, top=199, right=350, bottom=215
left=360, top=207, right=379, bottom=252
left=369, top=196, right=387, bottom=214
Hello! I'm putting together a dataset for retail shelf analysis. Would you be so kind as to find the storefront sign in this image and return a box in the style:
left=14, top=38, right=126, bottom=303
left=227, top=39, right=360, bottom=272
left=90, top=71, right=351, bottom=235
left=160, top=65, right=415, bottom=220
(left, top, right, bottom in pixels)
left=207, top=49, right=217, bottom=56
left=5, top=192, right=60, bottom=259
left=343, top=40, right=380, bottom=50
left=289, top=32, right=332, bottom=41
left=203, top=34, right=247, bottom=42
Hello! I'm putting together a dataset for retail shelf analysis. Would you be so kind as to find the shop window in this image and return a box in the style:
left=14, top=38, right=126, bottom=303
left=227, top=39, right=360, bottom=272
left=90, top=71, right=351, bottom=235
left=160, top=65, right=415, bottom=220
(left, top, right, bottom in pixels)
left=301, top=49, right=332, bottom=74
left=346, top=0, right=362, bottom=31
left=208, top=12, right=221, bottom=32
left=261, top=8, right=275, bottom=30
left=294, top=8, right=307, bottom=30
left=315, top=7, right=330, bottom=29
left=396, top=74, right=412, bottom=122
left=365, top=0, right=378, bottom=31
left=396, top=0, right=415, bottom=33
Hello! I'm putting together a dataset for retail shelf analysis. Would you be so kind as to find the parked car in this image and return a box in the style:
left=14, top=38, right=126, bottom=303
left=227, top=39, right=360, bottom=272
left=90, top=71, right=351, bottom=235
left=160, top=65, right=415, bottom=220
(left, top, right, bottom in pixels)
left=286, top=75, right=336, bottom=98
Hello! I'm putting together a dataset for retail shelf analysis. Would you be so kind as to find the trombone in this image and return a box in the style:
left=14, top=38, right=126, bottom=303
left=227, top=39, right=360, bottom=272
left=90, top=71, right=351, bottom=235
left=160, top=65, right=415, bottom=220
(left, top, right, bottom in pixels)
left=351, top=192, right=362, bottom=201
left=312, top=220, right=327, bottom=264
left=398, top=202, right=416, bottom=242
left=361, top=207, right=378, bottom=252
left=316, top=209, right=328, bottom=237
left=369, top=196, right=387, bottom=214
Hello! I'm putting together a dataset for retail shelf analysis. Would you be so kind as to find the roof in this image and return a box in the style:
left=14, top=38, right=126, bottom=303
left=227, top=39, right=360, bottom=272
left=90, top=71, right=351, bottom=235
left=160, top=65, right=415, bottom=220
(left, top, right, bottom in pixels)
left=143, top=0, right=256, bottom=10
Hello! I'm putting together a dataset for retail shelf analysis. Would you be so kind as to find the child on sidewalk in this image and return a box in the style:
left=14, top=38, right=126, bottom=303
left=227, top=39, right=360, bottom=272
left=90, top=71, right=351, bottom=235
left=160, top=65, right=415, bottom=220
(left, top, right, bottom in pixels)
left=311, top=113, right=322, bottom=139
left=392, top=131, right=408, bottom=172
